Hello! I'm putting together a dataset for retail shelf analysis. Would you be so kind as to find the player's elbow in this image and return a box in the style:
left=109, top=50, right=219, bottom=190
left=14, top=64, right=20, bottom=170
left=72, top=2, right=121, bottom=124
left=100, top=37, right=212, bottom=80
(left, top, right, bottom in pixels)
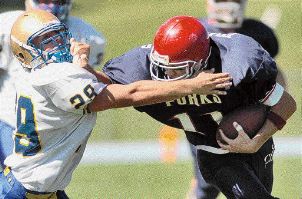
left=285, top=92, right=297, bottom=117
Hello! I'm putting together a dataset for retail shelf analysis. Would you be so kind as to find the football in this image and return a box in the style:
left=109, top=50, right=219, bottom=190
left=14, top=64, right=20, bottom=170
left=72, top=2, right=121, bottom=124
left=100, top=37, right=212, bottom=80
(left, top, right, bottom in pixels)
left=216, top=104, right=268, bottom=144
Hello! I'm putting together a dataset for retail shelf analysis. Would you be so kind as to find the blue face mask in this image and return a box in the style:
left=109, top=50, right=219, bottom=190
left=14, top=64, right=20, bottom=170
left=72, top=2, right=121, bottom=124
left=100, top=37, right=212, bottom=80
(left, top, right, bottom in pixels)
left=27, top=23, right=73, bottom=69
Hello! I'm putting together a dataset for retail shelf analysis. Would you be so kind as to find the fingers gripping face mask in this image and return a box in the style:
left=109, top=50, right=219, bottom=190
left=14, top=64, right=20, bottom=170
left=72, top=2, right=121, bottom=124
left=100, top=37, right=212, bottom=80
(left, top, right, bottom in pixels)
left=27, top=23, right=73, bottom=70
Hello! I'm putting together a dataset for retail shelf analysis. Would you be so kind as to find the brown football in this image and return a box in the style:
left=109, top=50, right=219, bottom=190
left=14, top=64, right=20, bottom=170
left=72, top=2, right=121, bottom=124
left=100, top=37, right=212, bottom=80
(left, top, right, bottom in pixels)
left=216, top=104, right=268, bottom=144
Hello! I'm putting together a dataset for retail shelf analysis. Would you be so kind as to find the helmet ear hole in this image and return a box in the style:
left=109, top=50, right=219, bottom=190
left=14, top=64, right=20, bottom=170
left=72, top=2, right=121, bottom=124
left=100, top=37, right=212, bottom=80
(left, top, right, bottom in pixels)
left=17, top=53, right=25, bottom=61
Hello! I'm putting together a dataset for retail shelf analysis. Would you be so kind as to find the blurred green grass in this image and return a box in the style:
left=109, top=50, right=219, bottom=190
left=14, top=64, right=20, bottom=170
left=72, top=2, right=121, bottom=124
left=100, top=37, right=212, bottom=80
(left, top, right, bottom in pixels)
left=67, top=157, right=302, bottom=199
left=71, top=0, right=301, bottom=141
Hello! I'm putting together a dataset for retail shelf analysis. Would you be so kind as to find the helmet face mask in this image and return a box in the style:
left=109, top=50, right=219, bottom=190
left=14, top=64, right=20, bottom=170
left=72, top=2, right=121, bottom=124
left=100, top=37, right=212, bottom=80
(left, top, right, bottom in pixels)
left=207, top=0, right=247, bottom=29
left=10, top=10, right=73, bottom=70
left=150, top=16, right=211, bottom=81
left=28, top=23, right=72, bottom=68
left=150, top=47, right=209, bottom=81
left=27, top=0, right=72, bottom=22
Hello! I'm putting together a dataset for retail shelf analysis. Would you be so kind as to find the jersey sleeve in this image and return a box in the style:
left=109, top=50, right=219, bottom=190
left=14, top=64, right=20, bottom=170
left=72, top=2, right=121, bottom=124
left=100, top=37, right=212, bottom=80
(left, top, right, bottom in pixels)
left=238, top=19, right=279, bottom=58
left=240, top=49, right=283, bottom=106
left=37, top=63, right=107, bottom=113
left=49, top=75, right=106, bottom=113
left=213, top=33, right=283, bottom=107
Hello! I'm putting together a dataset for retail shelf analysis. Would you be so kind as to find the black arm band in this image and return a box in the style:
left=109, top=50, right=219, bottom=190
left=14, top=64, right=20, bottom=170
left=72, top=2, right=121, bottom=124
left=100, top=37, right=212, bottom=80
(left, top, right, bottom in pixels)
left=266, top=111, right=286, bottom=130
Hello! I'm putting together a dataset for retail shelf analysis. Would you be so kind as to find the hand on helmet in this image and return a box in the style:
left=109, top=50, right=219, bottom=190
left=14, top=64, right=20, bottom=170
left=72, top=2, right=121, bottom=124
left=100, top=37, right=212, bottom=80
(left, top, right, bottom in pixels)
left=191, top=70, right=232, bottom=95
left=70, top=38, right=90, bottom=68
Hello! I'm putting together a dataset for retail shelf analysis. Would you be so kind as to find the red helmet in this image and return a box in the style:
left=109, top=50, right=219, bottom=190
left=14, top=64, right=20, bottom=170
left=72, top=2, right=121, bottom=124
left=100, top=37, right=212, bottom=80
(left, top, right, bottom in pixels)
left=150, top=15, right=211, bottom=81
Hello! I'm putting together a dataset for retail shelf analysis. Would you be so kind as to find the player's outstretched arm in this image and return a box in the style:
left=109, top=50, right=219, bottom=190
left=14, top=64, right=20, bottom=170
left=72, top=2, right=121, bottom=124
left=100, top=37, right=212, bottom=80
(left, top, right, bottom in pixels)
left=70, top=38, right=233, bottom=112
left=88, top=72, right=232, bottom=112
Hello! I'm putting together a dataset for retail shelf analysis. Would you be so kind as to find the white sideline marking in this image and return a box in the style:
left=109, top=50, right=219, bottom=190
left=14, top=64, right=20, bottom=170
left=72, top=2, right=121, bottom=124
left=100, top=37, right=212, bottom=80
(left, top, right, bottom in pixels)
left=80, top=137, right=302, bottom=165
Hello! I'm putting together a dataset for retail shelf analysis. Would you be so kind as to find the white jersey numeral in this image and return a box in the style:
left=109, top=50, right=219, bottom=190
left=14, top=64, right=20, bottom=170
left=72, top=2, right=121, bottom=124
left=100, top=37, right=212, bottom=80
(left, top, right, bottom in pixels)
left=209, top=33, right=237, bottom=38
left=175, top=113, right=196, bottom=132
left=174, top=111, right=223, bottom=134
left=21, top=108, right=26, bottom=124
left=141, top=44, right=152, bottom=49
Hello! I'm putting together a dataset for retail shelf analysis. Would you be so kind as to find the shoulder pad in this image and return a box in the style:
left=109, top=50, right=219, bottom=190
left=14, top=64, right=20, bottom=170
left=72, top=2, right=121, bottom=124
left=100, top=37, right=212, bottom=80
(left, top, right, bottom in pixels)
left=30, top=62, right=96, bottom=86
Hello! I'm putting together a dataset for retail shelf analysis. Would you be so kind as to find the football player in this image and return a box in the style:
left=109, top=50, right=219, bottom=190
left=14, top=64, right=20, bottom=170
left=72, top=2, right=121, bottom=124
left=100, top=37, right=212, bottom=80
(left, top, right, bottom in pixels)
left=99, top=16, right=296, bottom=198
left=0, top=11, right=233, bottom=198
left=0, top=0, right=105, bottom=169
left=188, top=1, right=287, bottom=198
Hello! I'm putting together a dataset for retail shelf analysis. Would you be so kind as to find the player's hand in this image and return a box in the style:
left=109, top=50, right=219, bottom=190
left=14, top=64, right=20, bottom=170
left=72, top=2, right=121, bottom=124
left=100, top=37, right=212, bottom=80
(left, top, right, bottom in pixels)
left=191, top=70, right=232, bottom=95
left=217, top=122, right=262, bottom=153
left=70, top=38, right=90, bottom=68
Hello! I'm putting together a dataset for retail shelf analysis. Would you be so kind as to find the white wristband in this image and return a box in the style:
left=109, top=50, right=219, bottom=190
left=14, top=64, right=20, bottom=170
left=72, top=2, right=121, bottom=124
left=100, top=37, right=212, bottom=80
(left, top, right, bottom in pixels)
left=261, top=83, right=284, bottom=106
